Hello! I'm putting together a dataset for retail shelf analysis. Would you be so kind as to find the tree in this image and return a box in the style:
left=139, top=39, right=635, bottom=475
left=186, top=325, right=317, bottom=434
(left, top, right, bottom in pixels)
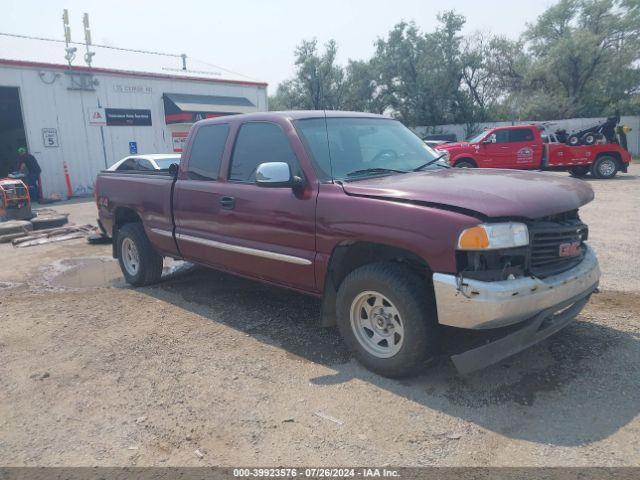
left=373, top=13, right=468, bottom=125
left=342, top=60, right=387, bottom=114
left=269, top=1, right=639, bottom=123
left=267, top=39, right=345, bottom=111
left=522, top=0, right=640, bottom=118
left=460, top=33, right=526, bottom=121
left=268, top=80, right=302, bottom=111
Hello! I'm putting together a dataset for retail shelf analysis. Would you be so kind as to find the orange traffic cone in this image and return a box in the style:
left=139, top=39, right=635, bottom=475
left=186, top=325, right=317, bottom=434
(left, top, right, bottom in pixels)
left=63, top=161, right=73, bottom=198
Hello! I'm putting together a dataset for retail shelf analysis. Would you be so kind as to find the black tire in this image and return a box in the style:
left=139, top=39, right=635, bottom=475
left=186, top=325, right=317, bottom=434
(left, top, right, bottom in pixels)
left=336, top=262, right=439, bottom=378
left=590, top=155, right=619, bottom=179
left=455, top=159, right=476, bottom=168
left=116, top=223, right=163, bottom=287
left=582, top=133, right=597, bottom=145
left=569, top=166, right=590, bottom=178
left=567, top=134, right=580, bottom=146
left=31, top=214, right=68, bottom=230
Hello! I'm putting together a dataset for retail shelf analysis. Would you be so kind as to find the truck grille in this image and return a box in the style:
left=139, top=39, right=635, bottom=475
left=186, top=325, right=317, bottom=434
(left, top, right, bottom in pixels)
left=528, top=216, right=588, bottom=278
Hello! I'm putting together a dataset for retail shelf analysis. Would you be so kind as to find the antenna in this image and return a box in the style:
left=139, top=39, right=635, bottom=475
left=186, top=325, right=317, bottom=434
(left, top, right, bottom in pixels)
left=83, top=12, right=95, bottom=67
left=62, top=9, right=76, bottom=66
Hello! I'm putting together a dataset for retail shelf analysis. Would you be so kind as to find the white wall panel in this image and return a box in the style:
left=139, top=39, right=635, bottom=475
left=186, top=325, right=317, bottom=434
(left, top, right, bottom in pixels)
left=0, top=63, right=267, bottom=198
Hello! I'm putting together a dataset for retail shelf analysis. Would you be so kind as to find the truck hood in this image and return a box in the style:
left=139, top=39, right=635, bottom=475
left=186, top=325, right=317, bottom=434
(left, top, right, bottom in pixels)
left=341, top=169, right=594, bottom=219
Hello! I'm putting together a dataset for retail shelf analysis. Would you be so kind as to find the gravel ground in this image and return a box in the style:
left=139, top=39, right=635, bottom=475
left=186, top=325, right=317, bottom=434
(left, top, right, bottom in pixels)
left=0, top=165, right=639, bottom=466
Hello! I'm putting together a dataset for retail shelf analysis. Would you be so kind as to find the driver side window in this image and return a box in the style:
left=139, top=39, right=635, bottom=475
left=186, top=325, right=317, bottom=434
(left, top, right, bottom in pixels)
left=494, top=130, right=509, bottom=143
left=229, top=122, right=299, bottom=183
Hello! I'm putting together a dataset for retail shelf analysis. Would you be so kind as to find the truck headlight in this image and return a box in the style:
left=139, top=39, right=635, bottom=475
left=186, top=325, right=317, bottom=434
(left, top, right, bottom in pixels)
left=458, top=222, right=529, bottom=250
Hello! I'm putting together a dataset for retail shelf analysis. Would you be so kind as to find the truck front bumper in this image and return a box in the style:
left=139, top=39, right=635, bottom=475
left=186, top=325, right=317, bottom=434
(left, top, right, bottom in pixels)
left=432, top=246, right=600, bottom=373
left=433, top=246, right=599, bottom=330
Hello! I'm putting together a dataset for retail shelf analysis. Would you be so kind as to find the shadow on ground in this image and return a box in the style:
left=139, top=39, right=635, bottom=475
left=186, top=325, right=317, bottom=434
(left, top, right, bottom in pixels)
left=135, top=264, right=639, bottom=448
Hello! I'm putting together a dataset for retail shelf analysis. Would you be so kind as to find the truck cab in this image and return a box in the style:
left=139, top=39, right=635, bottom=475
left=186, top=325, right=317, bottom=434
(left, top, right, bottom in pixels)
left=436, top=125, right=544, bottom=169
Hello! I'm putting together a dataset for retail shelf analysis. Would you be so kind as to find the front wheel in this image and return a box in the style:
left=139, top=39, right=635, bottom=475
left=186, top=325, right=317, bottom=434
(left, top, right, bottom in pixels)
left=591, top=155, right=619, bottom=179
left=455, top=159, right=476, bottom=168
left=336, top=262, right=439, bottom=378
left=117, top=223, right=164, bottom=287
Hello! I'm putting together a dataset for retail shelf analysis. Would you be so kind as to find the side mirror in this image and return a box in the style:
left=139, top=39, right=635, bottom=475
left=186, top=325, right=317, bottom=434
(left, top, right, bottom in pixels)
left=255, top=162, right=303, bottom=189
left=168, top=163, right=179, bottom=178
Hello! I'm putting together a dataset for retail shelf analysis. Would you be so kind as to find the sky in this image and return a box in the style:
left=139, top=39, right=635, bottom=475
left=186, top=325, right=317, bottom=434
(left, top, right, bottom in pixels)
left=1, top=0, right=556, bottom=91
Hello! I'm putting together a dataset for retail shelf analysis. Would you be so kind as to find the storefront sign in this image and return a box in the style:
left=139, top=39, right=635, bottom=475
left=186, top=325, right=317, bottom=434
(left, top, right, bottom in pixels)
left=104, top=108, right=152, bottom=126
left=113, top=84, right=153, bottom=94
left=42, top=128, right=59, bottom=147
left=172, top=131, right=189, bottom=152
left=88, top=108, right=107, bottom=126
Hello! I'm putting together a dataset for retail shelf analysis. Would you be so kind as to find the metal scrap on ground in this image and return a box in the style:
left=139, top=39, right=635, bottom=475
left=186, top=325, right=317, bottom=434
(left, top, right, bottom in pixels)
left=11, top=224, right=96, bottom=248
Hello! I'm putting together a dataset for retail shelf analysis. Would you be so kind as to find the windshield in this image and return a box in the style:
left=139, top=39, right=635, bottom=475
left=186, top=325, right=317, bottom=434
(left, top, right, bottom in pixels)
left=295, top=117, right=444, bottom=181
left=154, top=157, right=181, bottom=169
left=466, top=131, right=489, bottom=143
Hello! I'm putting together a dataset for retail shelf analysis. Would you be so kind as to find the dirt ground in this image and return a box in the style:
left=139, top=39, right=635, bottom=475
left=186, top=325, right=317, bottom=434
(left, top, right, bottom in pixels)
left=0, top=165, right=639, bottom=466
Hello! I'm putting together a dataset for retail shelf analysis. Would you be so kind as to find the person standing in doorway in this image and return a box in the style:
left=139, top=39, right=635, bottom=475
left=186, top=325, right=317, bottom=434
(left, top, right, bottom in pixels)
left=15, top=147, right=42, bottom=202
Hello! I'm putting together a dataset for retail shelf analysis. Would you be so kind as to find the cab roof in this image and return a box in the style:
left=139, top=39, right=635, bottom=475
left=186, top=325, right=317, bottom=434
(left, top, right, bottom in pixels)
left=197, top=110, right=391, bottom=126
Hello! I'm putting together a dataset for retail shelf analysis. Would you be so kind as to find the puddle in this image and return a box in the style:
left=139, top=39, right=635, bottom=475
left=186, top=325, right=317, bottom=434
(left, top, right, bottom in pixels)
left=49, top=258, right=125, bottom=288
left=46, top=257, right=191, bottom=289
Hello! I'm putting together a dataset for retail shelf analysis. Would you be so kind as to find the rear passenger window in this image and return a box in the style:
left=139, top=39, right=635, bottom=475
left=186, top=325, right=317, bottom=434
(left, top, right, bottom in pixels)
left=509, top=128, right=534, bottom=142
left=188, top=124, right=230, bottom=180
left=229, top=122, right=298, bottom=183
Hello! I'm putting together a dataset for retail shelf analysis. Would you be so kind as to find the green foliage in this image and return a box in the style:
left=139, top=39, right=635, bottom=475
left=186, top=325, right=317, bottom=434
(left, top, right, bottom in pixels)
left=522, top=0, right=640, bottom=118
left=268, top=0, right=639, bottom=124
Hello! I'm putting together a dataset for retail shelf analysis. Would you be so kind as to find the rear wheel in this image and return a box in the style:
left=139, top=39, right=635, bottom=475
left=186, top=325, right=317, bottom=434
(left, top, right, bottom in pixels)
left=591, top=155, right=619, bottom=179
left=569, top=166, right=590, bottom=178
left=116, top=223, right=163, bottom=287
left=455, top=159, right=476, bottom=168
left=336, top=262, right=439, bottom=378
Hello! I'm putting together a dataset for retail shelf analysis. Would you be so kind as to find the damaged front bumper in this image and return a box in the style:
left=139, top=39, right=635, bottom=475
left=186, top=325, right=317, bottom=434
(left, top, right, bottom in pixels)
left=432, top=245, right=600, bottom=373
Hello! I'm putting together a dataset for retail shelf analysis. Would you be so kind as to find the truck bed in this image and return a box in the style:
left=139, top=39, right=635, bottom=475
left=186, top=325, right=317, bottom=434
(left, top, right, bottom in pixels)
left=95, top=171, right=179, bottom=257
left=545, top=142, right=628, bottom=168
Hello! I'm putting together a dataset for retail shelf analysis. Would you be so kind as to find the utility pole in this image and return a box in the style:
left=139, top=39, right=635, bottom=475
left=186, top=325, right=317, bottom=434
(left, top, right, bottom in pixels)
left=83, top=13, right=95, bottom=67
left=181, top=53, right=187, bottom=71
left=62, top=9, right=76, bottom=67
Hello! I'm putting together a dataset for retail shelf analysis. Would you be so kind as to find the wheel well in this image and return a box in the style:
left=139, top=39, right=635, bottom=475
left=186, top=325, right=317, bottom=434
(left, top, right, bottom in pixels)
left=596, top=151, right=622, bottom=167
left=320, top=241, right=432, bottom=327
left=112, top=207, right=142, bottom=257
left=455, top=157, right=477, bottom=167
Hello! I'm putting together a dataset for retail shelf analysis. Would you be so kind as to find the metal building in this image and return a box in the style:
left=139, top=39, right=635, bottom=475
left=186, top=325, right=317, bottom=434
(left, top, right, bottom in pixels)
left=0, top=59, right=267, bottom=198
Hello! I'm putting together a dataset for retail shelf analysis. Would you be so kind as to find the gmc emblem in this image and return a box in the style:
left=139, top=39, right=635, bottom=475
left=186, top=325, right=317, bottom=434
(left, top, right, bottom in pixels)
left=559, top=241, right=581, bottom=257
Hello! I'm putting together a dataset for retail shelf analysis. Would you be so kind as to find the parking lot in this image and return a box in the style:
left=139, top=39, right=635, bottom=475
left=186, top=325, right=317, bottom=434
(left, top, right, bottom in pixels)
left=0, top=165, right=639, bottom=466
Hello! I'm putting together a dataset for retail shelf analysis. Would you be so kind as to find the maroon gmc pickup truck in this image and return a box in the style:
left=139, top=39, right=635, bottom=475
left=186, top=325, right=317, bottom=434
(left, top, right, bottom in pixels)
left=95, top=111, right=600, bottom=377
